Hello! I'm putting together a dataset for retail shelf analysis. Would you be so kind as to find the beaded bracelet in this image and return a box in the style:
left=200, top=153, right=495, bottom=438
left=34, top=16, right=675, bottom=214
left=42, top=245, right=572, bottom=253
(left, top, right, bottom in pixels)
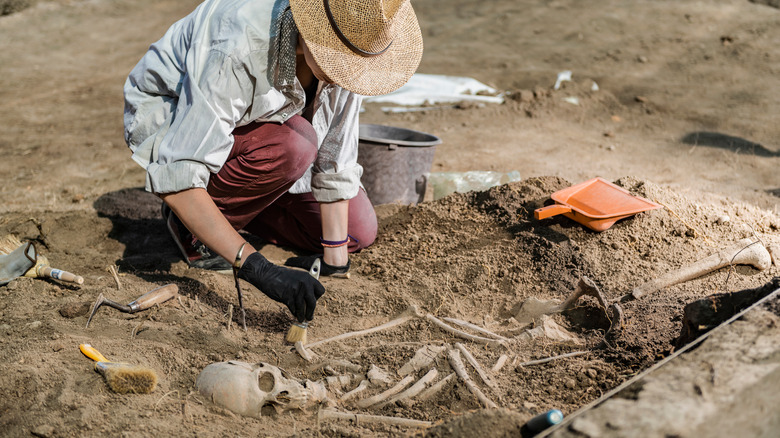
left=320, top=234, right=358, bottom=248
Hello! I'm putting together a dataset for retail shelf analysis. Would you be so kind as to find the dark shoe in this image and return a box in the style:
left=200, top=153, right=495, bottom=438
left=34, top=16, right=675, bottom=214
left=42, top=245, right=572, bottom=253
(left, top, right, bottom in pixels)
left=161, top=203, right=233, bottom=272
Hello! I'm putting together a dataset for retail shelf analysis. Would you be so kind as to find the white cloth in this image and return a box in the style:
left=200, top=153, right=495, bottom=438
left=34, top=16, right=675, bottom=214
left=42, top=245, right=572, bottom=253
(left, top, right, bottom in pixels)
left=123, top=0, right=363, bottom=202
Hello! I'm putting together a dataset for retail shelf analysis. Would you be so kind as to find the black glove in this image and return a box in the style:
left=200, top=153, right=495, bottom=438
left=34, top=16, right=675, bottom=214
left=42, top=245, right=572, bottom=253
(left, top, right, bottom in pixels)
left=284, top=254, right=350, bottom=277
left=238, top=252, right=325, bottom=322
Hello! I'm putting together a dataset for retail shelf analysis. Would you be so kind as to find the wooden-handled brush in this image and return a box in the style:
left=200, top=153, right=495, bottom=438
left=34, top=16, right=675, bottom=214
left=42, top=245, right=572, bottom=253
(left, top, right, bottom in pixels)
left=79, top=344, right=158, bottom=394
left=0, top=235, right=84, bottom=284
left=285, top=258, right=321, bottom=344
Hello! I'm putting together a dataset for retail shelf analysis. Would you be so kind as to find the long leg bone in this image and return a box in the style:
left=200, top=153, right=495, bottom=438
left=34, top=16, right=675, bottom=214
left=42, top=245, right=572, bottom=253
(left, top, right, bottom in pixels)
left=426, top=314, right=505, bottom=347
left=355, top=375, right=415, bottom=409
left=447, top=349, right=498, bottom=409
left=374, top=368, right=439, bottom=409
left=628, top=238, right=772, bottom=301
left=307, top=306, right=423, bottom=349
left=319, top=409, right=432, bottom=428
left=455, top=343, right=496, bottom=390
left=442, top=317, right=509, bottom=341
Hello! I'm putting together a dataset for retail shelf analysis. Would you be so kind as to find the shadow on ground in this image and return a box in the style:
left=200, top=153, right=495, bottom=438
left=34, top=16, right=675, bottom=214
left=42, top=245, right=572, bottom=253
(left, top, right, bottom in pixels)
left=681, top=131, right=778, bottom=157
left=93, top=187, right=178, bottom=272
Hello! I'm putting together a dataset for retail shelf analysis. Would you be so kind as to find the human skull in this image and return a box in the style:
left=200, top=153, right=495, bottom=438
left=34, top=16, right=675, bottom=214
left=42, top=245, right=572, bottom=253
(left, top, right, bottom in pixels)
left=196, top=361, right=327, bottom=418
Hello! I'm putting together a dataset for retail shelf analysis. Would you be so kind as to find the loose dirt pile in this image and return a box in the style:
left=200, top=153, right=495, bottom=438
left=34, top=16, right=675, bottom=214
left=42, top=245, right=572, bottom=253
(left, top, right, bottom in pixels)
left=1, top=175, right=778, bottom=436
left=1, top=0, right=780, bottom=436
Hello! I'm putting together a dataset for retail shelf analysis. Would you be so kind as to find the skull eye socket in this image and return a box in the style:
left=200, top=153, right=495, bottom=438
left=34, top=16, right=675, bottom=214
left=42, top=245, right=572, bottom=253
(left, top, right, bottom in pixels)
left=258, top=372, right=275, bottom=392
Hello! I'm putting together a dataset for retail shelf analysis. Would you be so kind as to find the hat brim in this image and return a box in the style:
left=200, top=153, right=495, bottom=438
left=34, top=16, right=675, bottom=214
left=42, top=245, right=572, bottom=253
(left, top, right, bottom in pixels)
left=289, top=0, right=423, bottom=96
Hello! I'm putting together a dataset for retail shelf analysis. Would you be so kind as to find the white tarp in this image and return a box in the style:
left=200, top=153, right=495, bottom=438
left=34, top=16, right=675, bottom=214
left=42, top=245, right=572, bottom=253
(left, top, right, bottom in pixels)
left=364, top=73, right=504, bottom=106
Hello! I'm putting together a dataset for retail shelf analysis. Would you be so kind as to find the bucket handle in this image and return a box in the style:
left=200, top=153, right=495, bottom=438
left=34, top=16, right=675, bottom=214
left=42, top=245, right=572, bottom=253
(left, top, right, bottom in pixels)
left=534, top=204, right=572, bottom=220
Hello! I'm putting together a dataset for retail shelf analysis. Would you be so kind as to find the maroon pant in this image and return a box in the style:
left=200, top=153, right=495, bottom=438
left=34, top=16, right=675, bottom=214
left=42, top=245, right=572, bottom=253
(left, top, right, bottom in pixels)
left=207, top=115, right=377, bottom=253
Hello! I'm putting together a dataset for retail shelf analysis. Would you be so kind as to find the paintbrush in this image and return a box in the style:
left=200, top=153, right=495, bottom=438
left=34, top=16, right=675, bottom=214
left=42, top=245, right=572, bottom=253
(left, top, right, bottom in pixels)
left=79, top=344, right=158, bottom=394
left=0, top=235, right=84, bottom=284
left=285, top=258, right=321, bottom=344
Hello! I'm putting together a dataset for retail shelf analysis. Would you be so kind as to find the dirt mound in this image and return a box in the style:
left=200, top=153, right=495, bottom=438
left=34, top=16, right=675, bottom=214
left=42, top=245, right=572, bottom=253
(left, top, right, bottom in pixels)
left=2, top=176, right=777, bottom=436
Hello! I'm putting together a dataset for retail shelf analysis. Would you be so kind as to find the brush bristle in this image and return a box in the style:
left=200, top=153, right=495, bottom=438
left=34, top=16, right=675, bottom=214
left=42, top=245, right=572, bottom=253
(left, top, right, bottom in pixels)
left=285, top=323, right=308, bottom=344
left=0, top=235, right=23, bottom=255
left=97, top=363, right=158, bottom=394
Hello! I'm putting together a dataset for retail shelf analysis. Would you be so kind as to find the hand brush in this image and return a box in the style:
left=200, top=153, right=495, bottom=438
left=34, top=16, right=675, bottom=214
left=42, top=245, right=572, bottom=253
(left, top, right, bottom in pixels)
left=285, top=258, right=321, bottom=344
left=0, top=235, right=84, bottom=284
left=79, top=344, right=158, bottom=394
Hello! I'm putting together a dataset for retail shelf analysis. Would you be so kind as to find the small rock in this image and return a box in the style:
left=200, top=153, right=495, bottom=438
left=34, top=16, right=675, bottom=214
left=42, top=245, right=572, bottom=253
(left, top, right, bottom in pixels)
left=716, top=215, right=730, bottom=225
left=637, top=55, right=649, bottom=63
left=52, top=343, right=65, bottom=352
left=59, top=301, right=92, bottom=318
left=585, top=368, right=598, bottom=379
left=635, top=95, right=648, bottom=103
left=31, top=424, right=55, bottom=438
left=518, top=89, right=535, bottom=102
left=28, top=321, right=42, bottom=329
left=564, top=378, right=577, bottom=389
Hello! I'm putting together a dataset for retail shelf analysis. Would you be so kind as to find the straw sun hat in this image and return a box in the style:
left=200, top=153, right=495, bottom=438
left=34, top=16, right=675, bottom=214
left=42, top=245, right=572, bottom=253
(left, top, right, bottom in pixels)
left=289, top=0, right=423, bottom=96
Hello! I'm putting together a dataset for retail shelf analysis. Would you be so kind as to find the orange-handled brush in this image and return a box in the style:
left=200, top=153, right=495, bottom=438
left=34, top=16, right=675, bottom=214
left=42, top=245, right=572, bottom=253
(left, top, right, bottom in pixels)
left=79, top=344, right=158, bottom=394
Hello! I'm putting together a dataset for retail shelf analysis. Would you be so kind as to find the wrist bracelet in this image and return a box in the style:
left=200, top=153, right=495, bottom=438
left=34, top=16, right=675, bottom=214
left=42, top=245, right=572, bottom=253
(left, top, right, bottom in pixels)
left=320, top=234, right=358, bottom=248
left=233, top=242, right=249, bottom=270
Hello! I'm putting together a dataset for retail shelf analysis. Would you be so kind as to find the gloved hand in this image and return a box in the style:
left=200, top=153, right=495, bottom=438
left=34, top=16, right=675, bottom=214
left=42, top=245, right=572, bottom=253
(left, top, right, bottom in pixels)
left=238, top=252, right=325, bottom=322
left=284, top=254, right=350, bottom=277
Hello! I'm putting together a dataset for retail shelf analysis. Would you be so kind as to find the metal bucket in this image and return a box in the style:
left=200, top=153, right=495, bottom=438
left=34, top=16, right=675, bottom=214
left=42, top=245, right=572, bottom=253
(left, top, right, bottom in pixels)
left=357, top=124, right=441, bottom=205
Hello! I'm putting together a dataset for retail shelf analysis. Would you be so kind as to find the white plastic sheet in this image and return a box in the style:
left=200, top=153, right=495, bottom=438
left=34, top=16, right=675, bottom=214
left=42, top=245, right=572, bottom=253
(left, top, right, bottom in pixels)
left=364, top=73, right=504, bottom=106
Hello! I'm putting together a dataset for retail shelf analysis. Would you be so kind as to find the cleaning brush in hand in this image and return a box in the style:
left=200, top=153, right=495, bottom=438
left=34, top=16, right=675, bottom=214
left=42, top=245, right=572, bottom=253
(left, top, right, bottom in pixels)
left=79, top=344, right=158, bottom=394
left=285, top=321, right=308, bottom=344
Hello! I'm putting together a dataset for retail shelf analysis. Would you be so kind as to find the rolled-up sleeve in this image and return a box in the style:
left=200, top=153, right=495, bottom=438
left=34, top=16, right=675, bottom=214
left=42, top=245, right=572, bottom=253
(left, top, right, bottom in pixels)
left=145, top=51, right=255, bottom=193
left=308, top=87, right=364, bottom=203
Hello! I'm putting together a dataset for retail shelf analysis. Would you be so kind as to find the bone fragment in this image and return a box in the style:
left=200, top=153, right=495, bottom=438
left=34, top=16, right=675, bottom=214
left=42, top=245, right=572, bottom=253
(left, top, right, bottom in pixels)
left=455, top=343, right=497, bottom=390
left=515, top=351, right=588, bottom=368
left=107, top=265, right=121, bottom=289
left=340, top=379, right=370, bottom=402
left=294, top=341, right=316, bottom=362
left=491, top=355, right=509, bottom=374
left=447, top=349, right=498, bottom=409
left=355, top=375, right=415, bottom=409
left=307, top=360, right=363, bottom=374
left=307, top=306, right=423, bottom=349
left=319, top=409, right=432, bottom=428
left=367, top=364, right=394, bottom=386
left=398, top=345, right=446, bottom=376
left=326, top=375, right=354, bottom=393
left=426, top=314, right=505, bottom=347
left=416, top=372, right=456, bottom=401
left=630, top=238, right=772, bottom=300
left=442, top=317, right=508, bottom=341
left=374, top=368, right=439, bottom=409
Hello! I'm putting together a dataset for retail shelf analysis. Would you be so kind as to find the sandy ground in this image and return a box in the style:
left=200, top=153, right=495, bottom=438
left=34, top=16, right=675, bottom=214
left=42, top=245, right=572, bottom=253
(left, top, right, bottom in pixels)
left=1, top=0, right=779, bottom=437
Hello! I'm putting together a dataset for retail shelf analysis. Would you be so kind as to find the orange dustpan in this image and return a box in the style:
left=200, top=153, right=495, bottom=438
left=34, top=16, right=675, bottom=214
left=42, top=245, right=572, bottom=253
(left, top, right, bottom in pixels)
left=534, top=177, right=663, bottom=232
